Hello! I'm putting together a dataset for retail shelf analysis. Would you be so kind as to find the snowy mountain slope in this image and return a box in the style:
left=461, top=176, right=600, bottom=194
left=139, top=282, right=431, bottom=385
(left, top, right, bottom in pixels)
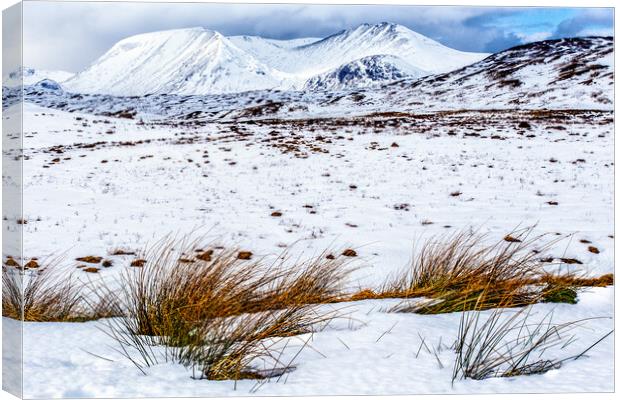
left=24, top=79, right=65, bottom=96
left=227, top=35, right=321, bottom=56
left=3, top=66, right=74, bottom=87
left=231, top=23, right=487, bottom=77
left=10, top=37, right=613, bottom=121
left=63, top=27, right=289, bottom=96
left=194, top=36, right=614, bottom=115
left=303, top=55, right=426, bottom=91
left=239, top=36, right=614, bottom=118
left=292, top=22, right=487, bottom=75
left=373, top=36, right=615, bottom=110
left=198, top=36, right=614, bottom=116
left=64, top=23, right=487, bottom=95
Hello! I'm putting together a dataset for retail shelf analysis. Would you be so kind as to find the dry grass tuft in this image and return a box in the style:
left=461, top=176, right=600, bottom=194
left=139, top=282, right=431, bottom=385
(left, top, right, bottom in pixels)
left=75, top=256, right=102, bottom=264
left=341, top=249, right=357, bottom=257
left=98, top=237, right=351, bottom=380
left=110, top=249, right=136, bottom=256
left=182, top=306, right=331, bottom=381
left=4, top=257, right=20, bottom=267
left=537, top=272, right=614, bottom=305
left=256, top=250, right=354, bottom=309
left=541, top=272, right=613, bottom=288
left=104, top=238, right=353, bottom=336
left=2, top=263, right=113, bottom=322
left=107, top=300, right=332, bottom=380
left=385, top=229, right=550, bottom=313
left=383, top=228, right=607, bottom=314
left=348, top=289, right=382, bottom=301
left=452, top=305, right=612, bottom=382
left=3, top=265, right=82, bottom=321
left=130, top=259, right=146, bottom=267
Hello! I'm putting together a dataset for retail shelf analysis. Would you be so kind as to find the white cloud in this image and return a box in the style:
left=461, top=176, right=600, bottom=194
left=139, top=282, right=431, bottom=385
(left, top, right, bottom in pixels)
left=576, top=27, right=614, bottom=37
left=517, top=31, right=553, bottom=43
left=19, top=2, right=612, bottom=72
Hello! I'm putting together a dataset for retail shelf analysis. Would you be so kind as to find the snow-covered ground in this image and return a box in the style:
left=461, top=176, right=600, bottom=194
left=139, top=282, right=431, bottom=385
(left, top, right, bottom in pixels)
left=4, top=288, right=613, bottom=397
left=2, top=32, right=614, bottom=397
left=4, top=99, right=614, bottom=396
left=10, top=102, right=613, bottom=284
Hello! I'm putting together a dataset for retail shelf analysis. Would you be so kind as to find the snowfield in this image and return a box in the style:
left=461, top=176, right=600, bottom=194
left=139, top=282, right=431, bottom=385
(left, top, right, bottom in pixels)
left=3, top=289, right=613, bottom=397
left=6, top=99, right=614, bottom=397
left=2, top=32, right=615, bottom=398
left=12, top=102, right=614, bottom=284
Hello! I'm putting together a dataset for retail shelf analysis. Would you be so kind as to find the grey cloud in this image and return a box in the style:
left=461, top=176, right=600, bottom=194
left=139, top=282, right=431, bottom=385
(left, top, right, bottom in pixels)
left=553, top=8, right=613, bottom=38
left=483, top=31, right=523, bottom=53
left=19, top=2, right=613, bottom=73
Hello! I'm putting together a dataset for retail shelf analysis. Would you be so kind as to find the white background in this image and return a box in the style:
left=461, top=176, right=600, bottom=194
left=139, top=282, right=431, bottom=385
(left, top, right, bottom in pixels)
left=0, top=1, right=616, bottom=400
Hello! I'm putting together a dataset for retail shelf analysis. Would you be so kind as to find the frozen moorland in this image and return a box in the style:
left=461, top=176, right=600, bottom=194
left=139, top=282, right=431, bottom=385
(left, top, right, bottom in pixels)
left=1, top=26, right=615, bottom=397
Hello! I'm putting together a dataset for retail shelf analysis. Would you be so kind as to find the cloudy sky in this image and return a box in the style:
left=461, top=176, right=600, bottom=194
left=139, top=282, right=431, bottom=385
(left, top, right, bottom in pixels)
left=22, top=1, right=613, bottom=72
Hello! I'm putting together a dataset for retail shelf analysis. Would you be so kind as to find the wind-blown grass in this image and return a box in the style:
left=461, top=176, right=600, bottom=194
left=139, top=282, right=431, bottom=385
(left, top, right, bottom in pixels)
left=452, top=305, right=613, bottom=382
left=382, top=228, right=612, bottom=314
left=98, top=236, right=351, bottom=380
left=2, top=263, right=109, bottom=322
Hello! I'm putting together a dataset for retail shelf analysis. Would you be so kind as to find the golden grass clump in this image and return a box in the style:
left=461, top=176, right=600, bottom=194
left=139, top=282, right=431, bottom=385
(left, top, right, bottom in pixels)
left=383, top=228, right=611, bottom=314
left=3, top=253, right=120, bottom=322
left=3, top=265, right=83, bottom=321
left=99, top=237, right=351, bottom=380
left=384, top=229, right=549, bottom=313
left=540, top=272, right=613, bottom=288
left=2, top=263, right=114, bottom=322
left=103, top=241, right=351, bottom=336
left=254, top=250, right=354, bottom=310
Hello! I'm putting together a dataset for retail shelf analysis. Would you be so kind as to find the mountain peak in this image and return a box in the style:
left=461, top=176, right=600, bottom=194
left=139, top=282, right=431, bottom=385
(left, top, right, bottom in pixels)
left=64, top=22, right=488, bottom=95
left=351, top=22, right=408, bottom=34
left=325, top=22, right=438, bottom=48
left=64, top=26, right=282, bottom=96
left=110, top=26, right=222, bottom=50
left=353, top=21, right=399, bottom=28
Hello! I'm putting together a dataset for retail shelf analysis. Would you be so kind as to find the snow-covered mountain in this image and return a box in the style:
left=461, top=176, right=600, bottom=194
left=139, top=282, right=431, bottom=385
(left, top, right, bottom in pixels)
left=10, top=37, right=612, bottom=119
left=298, top=22, right=486, bottom=76
left=227, top=35, right=321, bottom=56
left=373, top=36, right=614, bottom=111
left=64, top=23, right=488, bottom=95
left=303, top=55, right=425, bottom=90
left=3, top=66, right=74, bottom=87
left=63, top=28, right=288, bottom=96
left=25, top=79, right=65, bottom=95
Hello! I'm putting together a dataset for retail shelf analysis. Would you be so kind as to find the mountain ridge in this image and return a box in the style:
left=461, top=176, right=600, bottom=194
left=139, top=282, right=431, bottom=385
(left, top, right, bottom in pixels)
left=7, top=36, right=612, bottom=122
left=62, top=23, right=488, bottom=95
